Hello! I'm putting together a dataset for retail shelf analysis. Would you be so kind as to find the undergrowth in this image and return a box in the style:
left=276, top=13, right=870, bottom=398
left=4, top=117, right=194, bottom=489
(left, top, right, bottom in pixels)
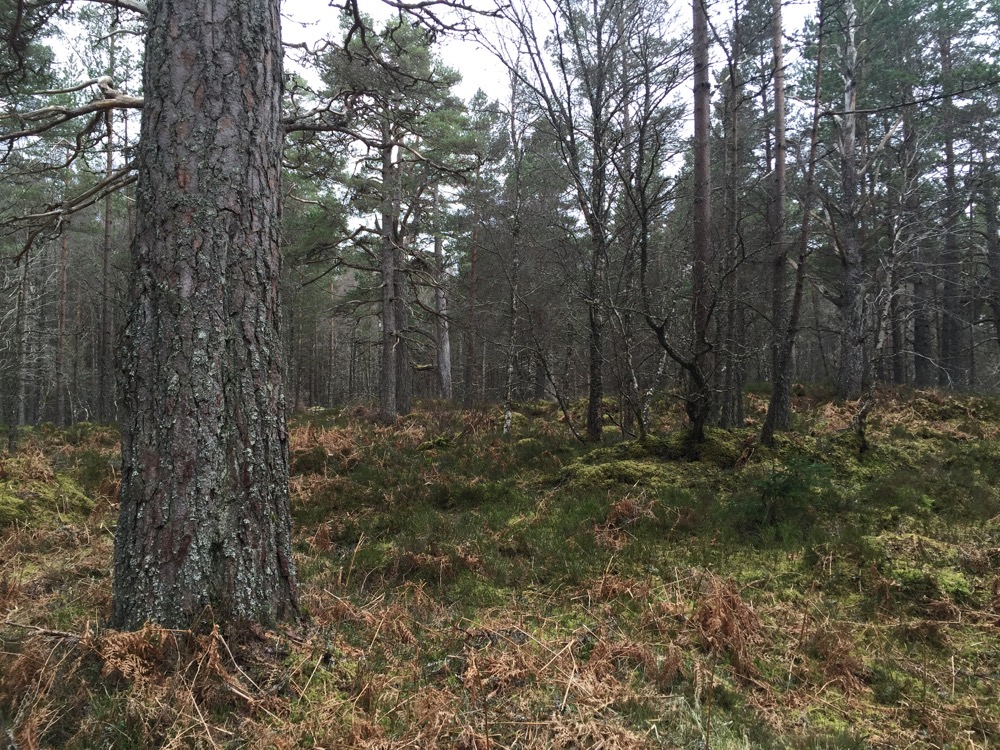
left=1, top=388, right=999, bottom=748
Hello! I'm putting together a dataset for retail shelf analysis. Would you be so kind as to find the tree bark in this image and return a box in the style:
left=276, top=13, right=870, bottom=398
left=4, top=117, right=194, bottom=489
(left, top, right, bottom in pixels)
left=14, top=249, right=32, bottom=428
left=56, top=232, right=69, bottom=426
left=98, top=43, right=117, bottom=424
left=982, top=166, right=1000, bottom=351
left=463, top=168, right=481, bottom=405
left=112, top=0, right=298, bottom=631
left=937, top=27, right=965, bottom=387
left=689, top=0, right=713, bottom=442
left=834, top=0, right=865, bottom=401
left=718, top=6, right=745, bottom=431
left=434, top=229, right=453, bottom=401
left=379, top=130, right=398, bottom=423
left=766, top=0, right=791, bottom=430
left=762, top=0, right=827, bottom=447
left=901, top=103, right=934, bottom=387
left=394, top=253, right=412, bottom=415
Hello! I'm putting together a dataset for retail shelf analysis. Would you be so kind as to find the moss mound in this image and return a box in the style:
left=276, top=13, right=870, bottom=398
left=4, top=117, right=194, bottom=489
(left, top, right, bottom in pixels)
left=0, top=454, right=94, bottom=527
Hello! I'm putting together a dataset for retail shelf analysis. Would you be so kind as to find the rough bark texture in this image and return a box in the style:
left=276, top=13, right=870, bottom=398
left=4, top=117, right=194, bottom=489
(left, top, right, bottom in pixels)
left=112, top=0, right=298, bottom=631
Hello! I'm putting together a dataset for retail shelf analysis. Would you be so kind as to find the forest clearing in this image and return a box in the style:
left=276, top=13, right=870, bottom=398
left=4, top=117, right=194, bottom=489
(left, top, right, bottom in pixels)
left=4, top=0, right=1000, bottom=746
left=2, top=388, right=999, bottom=749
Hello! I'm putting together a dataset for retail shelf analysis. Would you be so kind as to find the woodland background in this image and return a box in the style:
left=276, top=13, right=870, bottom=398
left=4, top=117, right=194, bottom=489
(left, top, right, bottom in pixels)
left=3, top=0, right=1000, bottom=437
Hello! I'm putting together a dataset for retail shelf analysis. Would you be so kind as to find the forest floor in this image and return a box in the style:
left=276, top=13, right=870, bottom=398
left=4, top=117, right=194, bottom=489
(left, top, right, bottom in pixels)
left=1, top=387, right=999, bottom=749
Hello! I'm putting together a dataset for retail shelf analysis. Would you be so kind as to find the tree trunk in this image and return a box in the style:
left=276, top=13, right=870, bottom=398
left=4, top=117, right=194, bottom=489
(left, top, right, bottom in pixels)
left=689, top=0, right=713, bottom=442
left=14, top=250, right=32, bottom=428
left=56, top=232, right=69, bottom=426
left=766, top=0, right=792, bottom=430
left=901, top=104, right=934, bottom=387
left=98, top=78, right=116, bottom=423
left=982, top=166, right=1000, bottom=351
left=937, top=28, right=965, bottom=387
left=112, top=0, right=298, bottom=631
left=463, top=170, right=481, bottom=406
left=718, top=9, right=744, bottom=431
left=379, top=131, right=398, bottom=423
left=834, top=0, right=865, bottom=401
left=502, top=281, right=518, bottom=435
left=394, top=256, right=412, bottom=415
left=433, top=195, right=453, bottom=401
left=762, top=0, right=827, bottom=447
left=434, top=242, right=453, bottom=401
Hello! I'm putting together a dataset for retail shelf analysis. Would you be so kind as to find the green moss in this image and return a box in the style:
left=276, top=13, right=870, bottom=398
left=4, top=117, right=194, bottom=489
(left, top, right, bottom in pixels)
left=0, top=489, right=28, bottom=525
left=0, top=474, right=93, bottom=527
left=886, top=561, right=974, bottom=605
left=564, top=459, right=676, bottom=488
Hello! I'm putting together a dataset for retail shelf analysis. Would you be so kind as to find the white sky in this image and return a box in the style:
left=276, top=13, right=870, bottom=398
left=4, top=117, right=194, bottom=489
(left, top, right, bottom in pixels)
left=281, top=0, right=815, bottom=105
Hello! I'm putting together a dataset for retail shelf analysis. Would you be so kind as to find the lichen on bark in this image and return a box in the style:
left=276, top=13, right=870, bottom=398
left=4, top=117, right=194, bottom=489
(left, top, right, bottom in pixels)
left=111, top=0, right=298, bottom=631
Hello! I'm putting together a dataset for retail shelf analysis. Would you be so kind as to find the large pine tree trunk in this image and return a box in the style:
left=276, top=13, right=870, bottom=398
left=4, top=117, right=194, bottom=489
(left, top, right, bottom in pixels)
left=112, top=0, right=298, bottom=631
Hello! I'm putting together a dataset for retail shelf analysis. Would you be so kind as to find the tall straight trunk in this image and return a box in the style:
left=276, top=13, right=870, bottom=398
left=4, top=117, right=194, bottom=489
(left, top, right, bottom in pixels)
left=834, top=0, right=865, bottom=400
left=56, top=147, right=72, bottom=427
left=394, top=254, right=412, bottom=415
left=718, top=8, right=744, bottom=431
left=434, top=252, right=452, bottom=401
left=533, top=348, right=547, bottom=400
left=689, top=0, right=713, bottom=441
left=584, top=242, right=606, bottom=442
left=762, top=0, right=827, bottom=447
left=937, top=27, right=965, bottom=387
left=379, top=131, right=398, bottom=423
left=502, top=246, right=519, bottom=436
left=837, top=0, right=865, bottom=398
left=112, top=0, right=298, bottom=630
left=767, top=0, right=792, bottom=429
left=982, top=167, right=1000, bottom=351
left=56, top=232, right=69, bottom=426
left=14, top=251, right=31, bottom=427
left=901, top=107, right=934, bottom=386
left=433, top=194, right=452, bottom=401
left=889, top=271, right=906, bottom=383
left=463, top=168, right=481, bottom=405
left=98, top=74, right=116, bottom=423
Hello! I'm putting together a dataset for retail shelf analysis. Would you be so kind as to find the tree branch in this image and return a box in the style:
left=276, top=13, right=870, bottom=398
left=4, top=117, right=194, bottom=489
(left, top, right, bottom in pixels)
left=83, top=0, right=149, bottom=16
